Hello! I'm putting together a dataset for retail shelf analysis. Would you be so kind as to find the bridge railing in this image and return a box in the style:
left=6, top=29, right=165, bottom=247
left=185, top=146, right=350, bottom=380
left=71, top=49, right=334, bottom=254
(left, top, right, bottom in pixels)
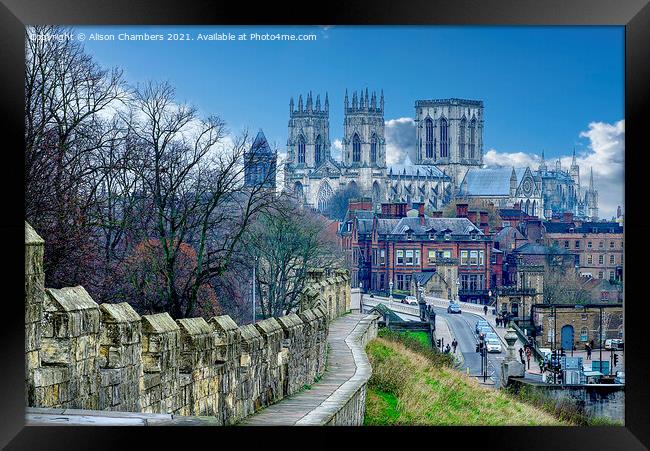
left=362, top=296, right=421, bottom=317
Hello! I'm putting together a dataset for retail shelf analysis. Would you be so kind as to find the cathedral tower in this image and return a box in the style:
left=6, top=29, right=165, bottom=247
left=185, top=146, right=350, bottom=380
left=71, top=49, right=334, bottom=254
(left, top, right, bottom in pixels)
left=414, top=98, right=484, bottom=186
left=342, top=89, right=386, bottom=168
left=586, top=167, right=599, bottom=220
left=286, top=92, right=330, bottom=168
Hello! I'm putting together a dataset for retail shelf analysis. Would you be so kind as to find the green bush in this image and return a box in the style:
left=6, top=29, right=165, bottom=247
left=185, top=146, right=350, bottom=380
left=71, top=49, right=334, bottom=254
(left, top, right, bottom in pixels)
left=378, top=329, right=454, bottom=368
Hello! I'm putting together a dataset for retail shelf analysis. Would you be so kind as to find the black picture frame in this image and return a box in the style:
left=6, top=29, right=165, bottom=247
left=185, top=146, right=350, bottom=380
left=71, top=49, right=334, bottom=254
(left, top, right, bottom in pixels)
left=1, top=0, right=648, bottom=449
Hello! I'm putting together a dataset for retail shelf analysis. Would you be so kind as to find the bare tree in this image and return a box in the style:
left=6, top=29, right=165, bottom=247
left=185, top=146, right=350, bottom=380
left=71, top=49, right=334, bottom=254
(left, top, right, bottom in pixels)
left=25, top=25, right=126, bottom=288
left=323, top=184, right=363, bottom=221
left=542, top=267, right=595, bottom=305
left=243, top=197, right=343, bottom=318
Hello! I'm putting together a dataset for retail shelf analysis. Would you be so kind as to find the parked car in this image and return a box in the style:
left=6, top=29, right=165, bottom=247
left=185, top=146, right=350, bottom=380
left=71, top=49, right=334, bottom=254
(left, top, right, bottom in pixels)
left=485, top=332, right=498, bottom=342
left=405, top=296, right=418, bottom=306
left=477, top=325, right=493, bottom=336
left=447, top=302, right=462, bottom=314
left=475, top=320, right=489, bottom=334
left=605, top=339, right=624, bottom=350
left=486, top=338, right=502, bottom=353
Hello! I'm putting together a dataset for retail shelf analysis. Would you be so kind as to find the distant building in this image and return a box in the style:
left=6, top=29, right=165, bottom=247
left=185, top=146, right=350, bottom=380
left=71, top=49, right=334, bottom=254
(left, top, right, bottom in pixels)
left=244, top=130, right=277, bottom=190
left=339, top=201, right=493, bottom=304
left=542, top=221, right=623, bottom=282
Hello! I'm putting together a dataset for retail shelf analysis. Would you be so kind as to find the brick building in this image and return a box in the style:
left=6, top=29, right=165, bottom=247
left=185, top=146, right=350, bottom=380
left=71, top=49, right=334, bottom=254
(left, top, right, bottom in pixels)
left=340, top=201, right=494, bottom=304
left=542, top=220, right=623, bottom=282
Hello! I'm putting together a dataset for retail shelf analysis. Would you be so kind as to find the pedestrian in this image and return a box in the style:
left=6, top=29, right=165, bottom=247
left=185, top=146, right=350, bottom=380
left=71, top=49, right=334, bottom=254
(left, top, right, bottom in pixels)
left=586, top=343, right=592, bottom=360
left=445, top=344, right=451, bottom=354
left=496, top=316, right=501, bottom=327
left=483, top=305, right=488, bottom=315
left=452, top=338, right=458, bottom=354
left=519, top=348, right=525, bottom=365
left=526, top=347, right=532, bottom=369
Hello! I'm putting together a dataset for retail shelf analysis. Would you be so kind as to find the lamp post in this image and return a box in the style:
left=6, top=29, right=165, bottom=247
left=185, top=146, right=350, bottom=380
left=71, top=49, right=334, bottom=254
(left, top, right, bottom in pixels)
left=389, top=280, right=393, bottom=302
left=456, top=277, right=460, bottom=302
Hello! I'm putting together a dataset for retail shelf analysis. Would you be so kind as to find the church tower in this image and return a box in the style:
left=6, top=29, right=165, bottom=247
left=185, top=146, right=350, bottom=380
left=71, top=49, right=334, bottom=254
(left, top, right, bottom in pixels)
left=586, top=167, right=599, bottom=220
left=342, top=88, right=386, bottom=168
left=414, top=98, right=484, bottom=186
left=286, top=92, right=330, bottom=169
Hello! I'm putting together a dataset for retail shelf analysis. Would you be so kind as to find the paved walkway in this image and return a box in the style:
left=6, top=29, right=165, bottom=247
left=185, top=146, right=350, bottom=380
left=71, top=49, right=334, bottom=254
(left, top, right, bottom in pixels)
left=25, top=407, right=219, bottom=426
left=241, top=312, right=370, bottom=426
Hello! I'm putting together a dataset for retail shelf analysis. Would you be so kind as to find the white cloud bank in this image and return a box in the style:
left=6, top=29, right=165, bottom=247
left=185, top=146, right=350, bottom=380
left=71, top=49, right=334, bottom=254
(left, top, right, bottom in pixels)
left=384, top=117, right=624, bottom=220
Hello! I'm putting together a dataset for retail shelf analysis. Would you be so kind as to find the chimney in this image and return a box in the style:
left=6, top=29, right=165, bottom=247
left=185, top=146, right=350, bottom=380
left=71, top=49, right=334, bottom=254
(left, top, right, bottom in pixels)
left=456, top=203, right=468, bottom=218
left=479, top=211, right=489, bottom=234
left=348, top=197, right=373, bottom=213
left=413, top=202, right=425, bottom=217
left=381, top=202, right=408, bottom=219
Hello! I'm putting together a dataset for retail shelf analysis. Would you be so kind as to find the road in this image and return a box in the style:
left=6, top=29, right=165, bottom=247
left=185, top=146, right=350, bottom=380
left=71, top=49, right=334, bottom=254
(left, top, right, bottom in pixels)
left=433, top=307, right=505, bottom=388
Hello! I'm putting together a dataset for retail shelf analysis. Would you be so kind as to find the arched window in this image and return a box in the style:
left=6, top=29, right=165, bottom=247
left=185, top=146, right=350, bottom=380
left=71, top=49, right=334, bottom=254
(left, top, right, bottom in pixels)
left=439, top=117, right=449, bottom=158
left=370, top=133, right=378, bottom=164
left=459, top=117, right=467, bottom=159
left=317, top=181, right=334, bottom=211
left=525, top=200, right=530, bottom=215
left=425, top=117, right=434, bottom=159
left=372, top=181, right=381, bottom=204
left=532, top=200, right=536, bottom=217
left=294, top=182, right=304, bottom=202
left=352, top=133, right=361, bottom=163
left=315, top=134, right=322, bottom=165
left=469, top=119, right=476, bottom=159
left=297, top=135, right=306, bottom=164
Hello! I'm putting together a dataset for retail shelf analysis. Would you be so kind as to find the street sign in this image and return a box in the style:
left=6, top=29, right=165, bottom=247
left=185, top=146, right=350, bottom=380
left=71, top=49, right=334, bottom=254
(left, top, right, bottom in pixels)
left=592, top=360, right=610, bottom=374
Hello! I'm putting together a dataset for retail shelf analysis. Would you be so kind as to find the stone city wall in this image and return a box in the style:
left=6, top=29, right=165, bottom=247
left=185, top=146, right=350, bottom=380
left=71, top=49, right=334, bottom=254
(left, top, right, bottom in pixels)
left=24, top=222, right=336, bottom=425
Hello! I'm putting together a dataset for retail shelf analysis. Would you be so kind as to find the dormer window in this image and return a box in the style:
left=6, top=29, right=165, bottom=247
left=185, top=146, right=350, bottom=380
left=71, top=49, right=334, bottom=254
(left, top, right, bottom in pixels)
left=407, top=232, right=413, bottom=241
left=444, top=232, right=451, bottom=241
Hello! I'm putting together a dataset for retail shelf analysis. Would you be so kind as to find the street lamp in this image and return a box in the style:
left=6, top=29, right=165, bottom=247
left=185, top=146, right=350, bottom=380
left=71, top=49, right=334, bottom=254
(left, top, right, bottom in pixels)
left=456, top=277, right=460, bottom=302
left=389, top=280, right=393, bottom=302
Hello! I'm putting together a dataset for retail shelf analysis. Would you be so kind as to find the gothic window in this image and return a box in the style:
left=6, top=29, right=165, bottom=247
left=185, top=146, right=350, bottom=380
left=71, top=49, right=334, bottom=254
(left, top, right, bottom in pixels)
left=370, top=133, right=378, bottom=164
left=317, top=181, right=334, bottom=212
left=352, top=133, right=361, bottom=163
left=298, top=135, right=306, bottom=164
left=439, top=117, right=449, bottom=158
left=459, top=117, right=467, bottom=159
left=372, top=181, right=381, bottom=204
left=315, top=134, right=322, bottom=165
left=425, top=117, right=434, bottom=159
left=469, top=119, right=477, bottom=159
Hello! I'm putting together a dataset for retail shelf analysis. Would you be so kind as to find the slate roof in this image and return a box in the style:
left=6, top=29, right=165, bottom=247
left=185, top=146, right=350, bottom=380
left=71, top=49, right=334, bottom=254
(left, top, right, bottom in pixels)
left=387, top=156, right=450, bottom=179
left=357, top=219, right=373, bottom=234
left=249, top=130, right=273, bottom=155
left=377, top=216, right=482, bottom=236
left=543, top=221, right=623, bottom=234
left=459, top=167, right=527, bottom=196
left=499, top=208, right=531, bottom=219
left=412, top=270, right=437, bottom=285
left=542, top=222, right=574, bottom=233
left=494, top=225, right=526, bottom=241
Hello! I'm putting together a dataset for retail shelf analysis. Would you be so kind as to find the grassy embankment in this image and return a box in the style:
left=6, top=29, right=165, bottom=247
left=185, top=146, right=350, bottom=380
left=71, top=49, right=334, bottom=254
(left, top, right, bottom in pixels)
left=364, top=329, right=567, bottom=426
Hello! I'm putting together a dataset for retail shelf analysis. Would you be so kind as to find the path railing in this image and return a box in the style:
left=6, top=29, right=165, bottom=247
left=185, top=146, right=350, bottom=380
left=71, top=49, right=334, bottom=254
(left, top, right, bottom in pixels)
left=361, top=296, right=421, bottom=317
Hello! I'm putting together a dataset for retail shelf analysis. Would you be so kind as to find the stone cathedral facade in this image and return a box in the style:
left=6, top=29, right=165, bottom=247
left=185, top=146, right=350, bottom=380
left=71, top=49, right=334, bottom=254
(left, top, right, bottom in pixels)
left=282, top=91, right=598, bottom=220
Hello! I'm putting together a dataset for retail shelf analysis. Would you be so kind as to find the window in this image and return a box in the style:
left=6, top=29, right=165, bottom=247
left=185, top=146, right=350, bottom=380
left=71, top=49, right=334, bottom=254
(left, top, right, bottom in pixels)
left=459, top=117, right=466, bottom=158
left=415, top=250, right=421, bottom=265
left=380, top=249, right=386, bottom=265
left=425, top=117, right=434, bottom=159
left=428, top=249, right=436, bottom=264
left=370, top=134, right=378, bottom=164
left=444, top=232, right=451, bottom=241
left=610, top=241, right=615, bottom=249
left=575, top=240, right=580, bottom=249
left=315, top=135, right=322, bottom=165
left=581, top=313, right=588, bottom=321
left=609, top=255, right=615, bottom=265
left=405, top=250, right=414, bottom=265
left=588, top=241, right=592, bottom=248
left=406, top=232, right=413, bottom=241
left=439, top=117, right=449, bottom=158
left=599, top=241, right=604, bottom=248
left=587, top=255, right=593, bottom=265
left=396, top=250, right=404, bottom=265
left=598, top=271, right=603, bottom=279
left=379, top=274, right=385, bottom=290
left=479, top=250, right=485, bottom=266
left=429, top=233, right=435, bottom=240
left=564, top=241, right=569, bottom=249
left=460, top=250, right=468, bottom=265
left=609, top=271, right=615, bottom=280
left=442, top=250, right=452, bottom=259
left=599, top=255, right=604, bottom=265
left=352, top=133, right=361, bottom=163
left=580, top=327, right=589, bottom=342
left=469, top=118, right=476, bottom=159
left=297, top=135, right=306, bottom=164
left=396, top=274, right=405, bottom=291
left=470, top=250, right=479, bottom=265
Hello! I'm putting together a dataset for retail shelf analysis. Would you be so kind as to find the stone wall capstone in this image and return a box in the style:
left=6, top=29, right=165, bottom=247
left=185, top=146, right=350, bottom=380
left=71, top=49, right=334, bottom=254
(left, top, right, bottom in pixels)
left=24, top=222, right=348, bottom=424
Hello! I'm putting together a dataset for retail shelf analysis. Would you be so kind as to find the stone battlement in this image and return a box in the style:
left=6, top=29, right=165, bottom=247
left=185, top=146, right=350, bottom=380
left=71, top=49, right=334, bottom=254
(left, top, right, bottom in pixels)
left=25, top=222, right=349, bottom=425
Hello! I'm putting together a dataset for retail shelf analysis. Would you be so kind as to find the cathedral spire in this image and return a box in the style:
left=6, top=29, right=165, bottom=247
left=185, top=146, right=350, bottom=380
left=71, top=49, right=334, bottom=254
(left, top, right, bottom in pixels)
left=572, top=146, right=577, bottom=166
left=315, top=94, right=321, bottom=112
left=290, top=97, right=294, bottom=114
left=298, top=94, right=303, bottom=112
left=344, top=89, right=349, bottom=110
left=380, top=89, right=384, bottom=113
left=306, top=91, right=313, bottom=112
left=589, top=167, right=594, bottom=190
left=365, top=87, right=369, bottom=109
left=325, top=92, right=329, bottom=112
left=539, top=149, right=547, bottom=172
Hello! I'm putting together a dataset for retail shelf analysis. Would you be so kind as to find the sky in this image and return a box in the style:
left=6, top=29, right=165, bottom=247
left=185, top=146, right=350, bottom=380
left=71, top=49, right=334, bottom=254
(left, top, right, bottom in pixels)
left=75, top=25, right=624, bottom=219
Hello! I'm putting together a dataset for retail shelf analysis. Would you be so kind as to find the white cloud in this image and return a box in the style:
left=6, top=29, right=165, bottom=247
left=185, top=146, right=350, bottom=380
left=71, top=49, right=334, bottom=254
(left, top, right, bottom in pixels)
left=484, top=120, right=624, bottom=220
left=332, top=139, right=343, bottom=160
left=384, top=117, right=416, bottom=165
